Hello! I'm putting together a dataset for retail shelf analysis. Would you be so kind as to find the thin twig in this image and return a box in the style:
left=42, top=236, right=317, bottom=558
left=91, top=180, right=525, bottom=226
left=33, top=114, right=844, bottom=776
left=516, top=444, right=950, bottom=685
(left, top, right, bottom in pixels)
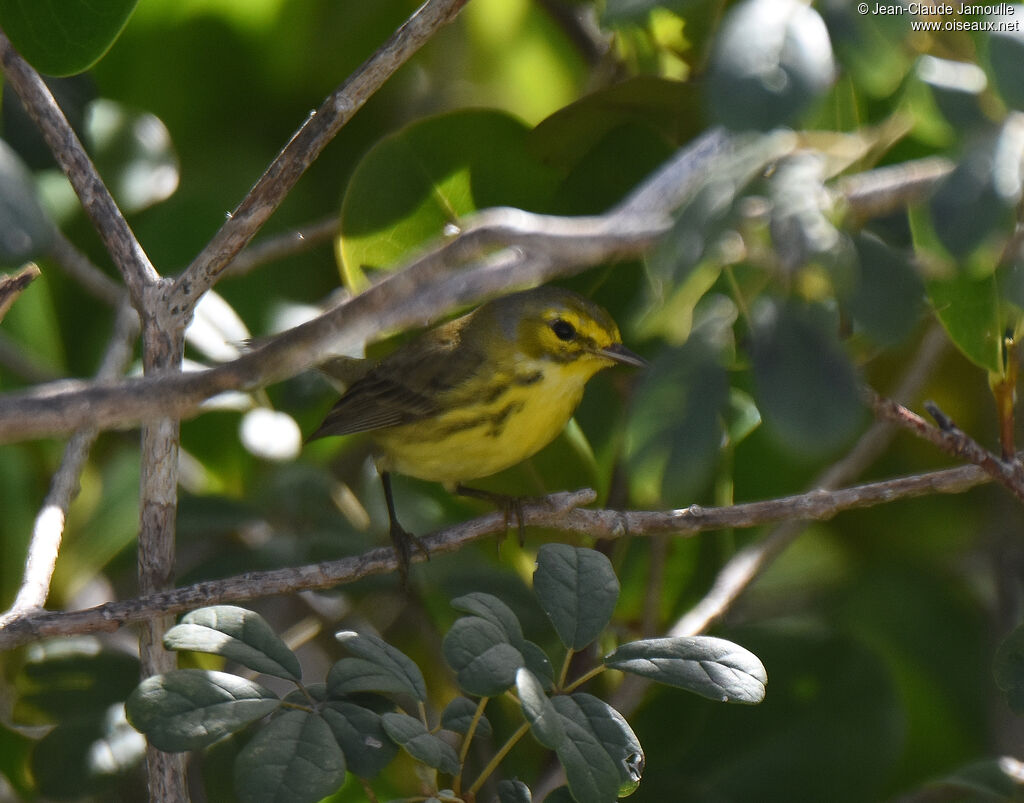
left=0, top=466, right=990, bottom=651
left=47, top=230, right=125, bottom=306
left=0, top=302, right=137, bottom=624
left=167, top=0, right=470, bottom=317
left=0, top=29, right=158, bottom=309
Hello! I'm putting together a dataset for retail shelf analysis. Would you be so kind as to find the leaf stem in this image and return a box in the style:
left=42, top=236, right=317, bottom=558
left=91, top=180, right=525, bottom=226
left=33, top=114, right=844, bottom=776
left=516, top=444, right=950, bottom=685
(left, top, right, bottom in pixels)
left=466, top=721, right=530, bottom=797
left=453, top=696, right=489, bottom=796
left=557, top=649, right=575, bottom=690
left=563, top=663, right=606, bottom=694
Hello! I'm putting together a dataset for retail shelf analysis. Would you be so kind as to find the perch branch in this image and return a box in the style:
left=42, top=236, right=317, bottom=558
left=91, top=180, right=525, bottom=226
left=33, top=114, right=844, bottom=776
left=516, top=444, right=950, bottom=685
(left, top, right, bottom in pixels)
left=168, top=0, right=470, bottom=316
left=0, top=466, right=989, bottom=651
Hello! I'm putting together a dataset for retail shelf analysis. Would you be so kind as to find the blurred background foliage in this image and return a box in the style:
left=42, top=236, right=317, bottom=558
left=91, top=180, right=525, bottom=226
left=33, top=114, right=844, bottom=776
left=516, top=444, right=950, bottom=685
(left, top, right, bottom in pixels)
left=1, top=0, right=1024, bottom=800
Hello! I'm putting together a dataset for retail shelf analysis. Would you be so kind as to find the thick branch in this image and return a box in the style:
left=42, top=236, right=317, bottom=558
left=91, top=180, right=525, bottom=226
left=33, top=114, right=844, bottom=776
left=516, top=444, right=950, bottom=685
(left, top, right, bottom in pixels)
left=0, top=467, right=988, bottom=651
left=0, top=30, right=158, bottom=308
left=168, top=0, right=470, bottom=316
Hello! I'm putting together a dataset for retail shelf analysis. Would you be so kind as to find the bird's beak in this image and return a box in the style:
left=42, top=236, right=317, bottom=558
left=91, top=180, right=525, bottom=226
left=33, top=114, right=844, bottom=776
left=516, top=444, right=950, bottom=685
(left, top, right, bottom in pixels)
left=598, top=343, right=648, bottom=368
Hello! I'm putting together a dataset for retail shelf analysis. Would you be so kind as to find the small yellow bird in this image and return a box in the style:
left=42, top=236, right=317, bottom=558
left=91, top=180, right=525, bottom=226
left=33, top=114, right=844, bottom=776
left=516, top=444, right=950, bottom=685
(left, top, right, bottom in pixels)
left=308, top=285, right=645, bottom=578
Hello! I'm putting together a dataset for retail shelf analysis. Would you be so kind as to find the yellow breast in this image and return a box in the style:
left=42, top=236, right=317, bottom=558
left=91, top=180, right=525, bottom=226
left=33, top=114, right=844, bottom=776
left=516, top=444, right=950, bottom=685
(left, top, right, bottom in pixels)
left=372, top=358, right=592, bottom=484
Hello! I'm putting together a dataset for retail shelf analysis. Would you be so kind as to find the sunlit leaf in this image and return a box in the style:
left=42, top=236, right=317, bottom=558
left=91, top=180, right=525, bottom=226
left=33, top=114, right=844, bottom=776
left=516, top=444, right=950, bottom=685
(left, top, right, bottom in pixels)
left=337, top=108, right=559, bottom=289
left=163, top=605, right=302, bottom=682
left=234, top=710, right=345, bottom=803
left=329, top=631, right=426, bottom=701
left=605, top=636, right=767, bottom=704
left=707, top=0, right=835, bottom=131
left=927, top=271, right=1003, bottom=375
left=533, top=545, right=619, bottom=651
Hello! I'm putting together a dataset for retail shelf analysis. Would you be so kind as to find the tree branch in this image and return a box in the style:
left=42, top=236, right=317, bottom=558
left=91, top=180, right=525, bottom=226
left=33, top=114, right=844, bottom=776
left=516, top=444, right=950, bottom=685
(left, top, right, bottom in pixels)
left=0, top=466, right=989, bottom=652
left=167, top=0, right=470, bottom=317
left=0, top=29, right=158, bottom=309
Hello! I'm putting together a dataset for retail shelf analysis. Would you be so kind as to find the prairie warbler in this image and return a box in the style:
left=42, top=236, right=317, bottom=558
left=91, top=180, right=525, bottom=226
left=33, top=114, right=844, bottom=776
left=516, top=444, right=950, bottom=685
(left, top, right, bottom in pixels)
left=308, top=286, right=645, bottom=578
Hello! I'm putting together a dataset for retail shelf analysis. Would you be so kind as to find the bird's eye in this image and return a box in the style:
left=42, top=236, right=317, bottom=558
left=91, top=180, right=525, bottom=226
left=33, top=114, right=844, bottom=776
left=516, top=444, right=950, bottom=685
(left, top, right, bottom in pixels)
left=550, top=319, right=576, bottom=341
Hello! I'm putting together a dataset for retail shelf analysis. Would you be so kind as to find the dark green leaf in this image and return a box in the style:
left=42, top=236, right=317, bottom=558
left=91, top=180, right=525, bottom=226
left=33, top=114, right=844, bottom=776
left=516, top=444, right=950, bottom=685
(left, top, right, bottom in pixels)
left=0, top=138, right=54, bottom=267
left=234, top=710, right=345, bottom=803
left=927, top=271, right=1003, bottom=374
left=534, top=545, right=619, bottom=651
left=555, top=694, right=645, bottom=797
left=337, top=109, right=559, bottom=289
left=929, top=120, right=1024, bottom=260
left=443, top=616, right=525, bottom=697
left=988, top=9, right=1024, bottom=111
left=380, top=712, right=460, bottom=775
left=321, top=701, right=397, bottom=778
left=125, top=670, right=279, bottom=752
left=994, top=623, right=1024, bottom=713
left=605, top=636, right=767, bottom=704
left=330, top=631, right=426, bottom=701
left=625, top=339, right=728, bottom=506
left=707, top=0, right=835, bottom=131
left=498, top=778, right=533, bottom=803
left=0, top=0, right=139, bottom=76
left=164, top=605, right=302, bottom=682
left=441, top=696, right=492, bottom=739
left=14, top=638, right=139, bottom=725
left=750, top=299, right=864, bottom=458
left=517, top=669, right=623, bottom=803
left=848, top=232, right=925, bottom=346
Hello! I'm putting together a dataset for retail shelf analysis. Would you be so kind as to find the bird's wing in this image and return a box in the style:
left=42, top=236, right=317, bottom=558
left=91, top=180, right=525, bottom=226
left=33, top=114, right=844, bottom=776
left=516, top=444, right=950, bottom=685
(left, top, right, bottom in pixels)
left=307, top=318, right=486, bottom=440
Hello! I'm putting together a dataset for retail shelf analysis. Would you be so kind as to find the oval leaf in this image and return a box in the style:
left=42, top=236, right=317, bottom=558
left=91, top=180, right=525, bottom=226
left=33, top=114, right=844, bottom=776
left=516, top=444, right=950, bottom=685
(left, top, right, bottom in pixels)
left=125, top=670, right=279, bottom=752
left=164, top=605, right=302, bottom=682
left=604, top=636, right=767, bottom=704
left=707, top=0, right=835, bottom=131
left=441, top=696, right=492, bottom=739
left=517, top=668, right=564, bottom=750
left=534, top=545, right=619, bottom=651
left=443, top=617, right=525, bottom=698
left=750, top=299, right=864, bottom=458
left=234, top=710, right=345, bottom=803
left=380, top=712, right=460, bottom=775
left=331, top=631, right=426, bottom=701
left=0, top=0, right=139, bottom=76
left=553, top=694, right=645, bottom=799
left=321, top=701, right=398, bottom=778
left=337, top=108, right=559, bottom=289
left=927, top=271, right=1003, bottom=375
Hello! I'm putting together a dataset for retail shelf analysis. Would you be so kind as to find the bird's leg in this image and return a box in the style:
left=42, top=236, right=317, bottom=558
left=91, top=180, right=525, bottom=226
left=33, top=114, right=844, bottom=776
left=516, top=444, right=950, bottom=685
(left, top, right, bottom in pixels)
left=381, top=472, right=429, bottom=585
left=454, top=484, right=528, bottom=546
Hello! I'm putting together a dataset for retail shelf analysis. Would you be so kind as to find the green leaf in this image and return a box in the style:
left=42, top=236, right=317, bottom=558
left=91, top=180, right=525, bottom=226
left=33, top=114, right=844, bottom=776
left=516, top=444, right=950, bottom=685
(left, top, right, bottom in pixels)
left=557, top=694, right=645, bottom=797
left=707, top=0, right=835, bottom=131
left=498, top=778, right=533, bottom=803
left=625, top=340, right=728, bottom=507
left=928, top=119, right=1024, bottom=260
left=994, top=623, right=1024, bottom=713
left=750, top=299, right=864, bottom=458
left=321, top=701, right=397, bottom=778
left=14, top=638, right=139, bottom=725
left=605, top=636, right=767, bottom=704
left=86, top=99, right=179, bottom=213
left=164, top=606, right=302, bottom=682
left=380, top=712, right=460, bottom=775
left=450, top=592, right=554, bottom=689
left=848, top=232, right=925, bottom=346
left=441, top=696, right=492, bottom=739
left=927, top=271, right=1003, bottom=375
left=337, top=108, right=559, bottom=289
left=534, top=545, right=620, bottom=651
left=0, top=0, right=139, bottom=76
left=0, top=137, right=55, bottom=267
left=443, top=617, right=525, bottom=697
left=988, top=8, right=1024, bottom=111
left=234, top=710, right=346, bottom=803
left=329, top=631, right=426, bottom=701
left=516, top=669, right=625, bottom=803
left=125, top=670, right=279, bottom=752
left=543, top=788, right=576, bottom=803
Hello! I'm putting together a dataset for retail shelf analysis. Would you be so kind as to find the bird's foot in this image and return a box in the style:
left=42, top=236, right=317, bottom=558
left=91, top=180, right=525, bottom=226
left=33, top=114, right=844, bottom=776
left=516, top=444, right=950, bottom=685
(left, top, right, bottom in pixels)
left=455, top=484, right=532, bottom=546
left=389, top=521, right=430, bottom=587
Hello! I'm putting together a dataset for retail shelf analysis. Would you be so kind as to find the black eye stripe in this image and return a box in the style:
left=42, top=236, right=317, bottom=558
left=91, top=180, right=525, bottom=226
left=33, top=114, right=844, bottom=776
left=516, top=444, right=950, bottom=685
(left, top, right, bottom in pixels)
left=551, top=319, right=576, bottom=341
